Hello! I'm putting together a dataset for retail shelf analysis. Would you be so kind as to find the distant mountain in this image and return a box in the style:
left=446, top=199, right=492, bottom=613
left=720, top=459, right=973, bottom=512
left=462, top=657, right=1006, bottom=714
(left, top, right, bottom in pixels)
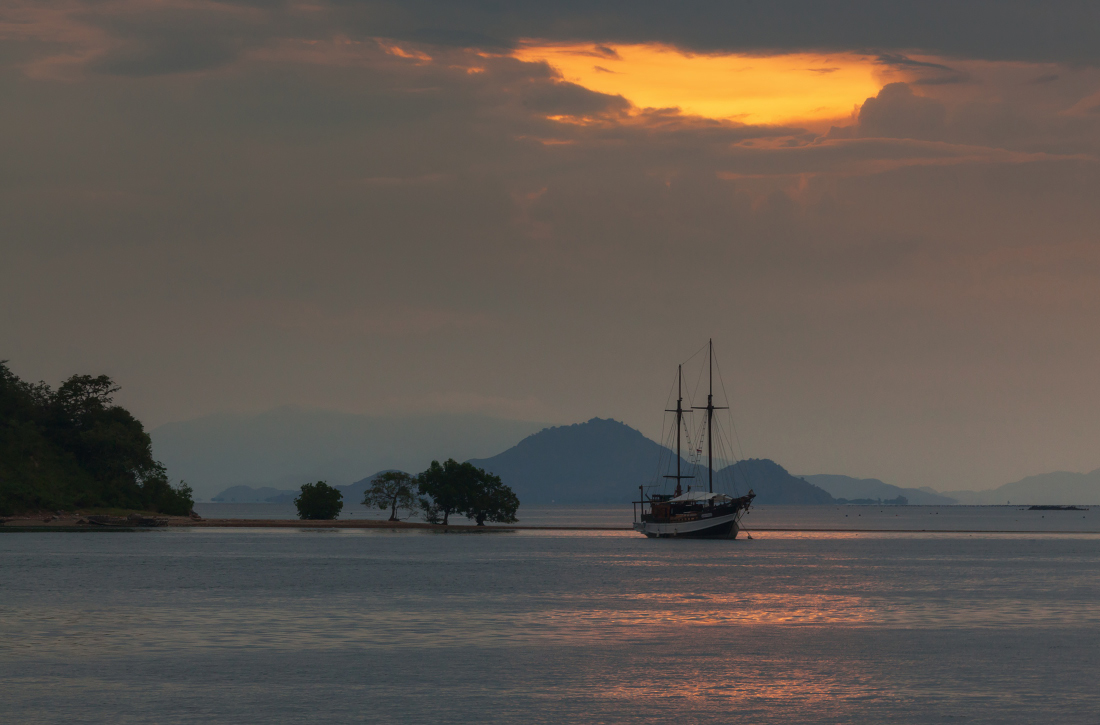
left=942, top=468, right=1100, bottom=505
left=213, top=470, right=406, bottom=504
left=802, top=474, right=958, bottom=505
left=211, top=485, right=295, bottom=503
left=718, top=459, right=835, bottom=505
left=466, top=418, right=833, bottom=505
left=467, top=417, right=682, bottom=504
left=151, top=407, right=543, bottom=500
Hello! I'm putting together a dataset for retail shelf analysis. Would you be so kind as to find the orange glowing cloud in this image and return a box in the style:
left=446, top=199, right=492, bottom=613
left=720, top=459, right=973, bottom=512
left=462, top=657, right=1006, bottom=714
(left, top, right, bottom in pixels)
left=513, top=42, right=884, bottom=126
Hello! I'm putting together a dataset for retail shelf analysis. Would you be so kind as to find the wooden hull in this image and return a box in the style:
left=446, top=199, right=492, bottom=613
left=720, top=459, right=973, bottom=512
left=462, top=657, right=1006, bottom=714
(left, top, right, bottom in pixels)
left=633, top=511, right=741, bottom=539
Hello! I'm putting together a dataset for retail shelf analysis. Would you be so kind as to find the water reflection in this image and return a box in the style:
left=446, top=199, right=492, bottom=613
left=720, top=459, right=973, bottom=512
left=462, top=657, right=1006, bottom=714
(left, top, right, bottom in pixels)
left=4, top=529, right=1100, bottom=724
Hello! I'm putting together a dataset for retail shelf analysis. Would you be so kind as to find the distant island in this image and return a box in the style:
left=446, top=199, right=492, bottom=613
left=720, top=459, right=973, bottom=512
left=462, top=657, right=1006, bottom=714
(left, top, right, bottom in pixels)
left=941, top=469, right=1100, bottom=505
left=163, top=410, right=1100, bottom=509
left=9, top=359, right=1098, bottom=515
left=204, top=416, right=1100, bottom=507
left=467, top=418, right=837, bottom=504
left=151, top=407, right=543, bottom=502
left=800, top=474, right=957, bottom=505
left=834, top=496, right=909, bottom=506
left=210, top=419, right=837, bottom=505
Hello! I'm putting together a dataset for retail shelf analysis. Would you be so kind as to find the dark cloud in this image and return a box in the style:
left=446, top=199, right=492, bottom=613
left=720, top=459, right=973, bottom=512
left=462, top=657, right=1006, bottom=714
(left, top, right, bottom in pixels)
left=3, top=6, right=1100, bottom=492
left=875, top=53, right=969, bottom=85
left=857, top=83, right=947, bottom=140
left=90, top=35, right=243, bottom=76
left=520, top=81, right=630, bottom=116
left=875, top=53, right=956, bottom=72
left=76, top=4, right=290, bottom=76
left=342, top=1, right=1100, bottom=64
left=13, top=0, right=1097, bottom=80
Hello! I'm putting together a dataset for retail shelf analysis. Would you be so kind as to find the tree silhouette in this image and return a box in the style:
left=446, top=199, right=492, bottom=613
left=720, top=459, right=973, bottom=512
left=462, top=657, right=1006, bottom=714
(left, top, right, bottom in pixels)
left=417, top=459, right=519, bottom=526
left=362, top=471, right=418, bottom=521
left=295, top=481, right=343, bottom=520
left=463, top=469, right=519, bottom=526
left=0, top=361, right=192, bottom=516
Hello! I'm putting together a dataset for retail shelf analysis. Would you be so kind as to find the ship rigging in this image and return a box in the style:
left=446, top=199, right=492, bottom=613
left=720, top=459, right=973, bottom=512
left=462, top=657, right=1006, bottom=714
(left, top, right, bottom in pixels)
left=633, top=339, right=755, bottom=538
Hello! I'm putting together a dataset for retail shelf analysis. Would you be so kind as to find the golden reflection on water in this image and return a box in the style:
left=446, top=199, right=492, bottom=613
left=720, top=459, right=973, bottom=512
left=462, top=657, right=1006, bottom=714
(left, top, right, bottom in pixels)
left=546, top=592, right=875, bottom=627
left=586, top=661, right=872, bottom=713
left=8, top=585, right=1096, bottom=660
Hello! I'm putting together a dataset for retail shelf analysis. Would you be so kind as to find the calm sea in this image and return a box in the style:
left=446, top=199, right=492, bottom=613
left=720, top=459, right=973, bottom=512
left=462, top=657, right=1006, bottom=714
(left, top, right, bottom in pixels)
left=3, top=507, right=1099, bottom=723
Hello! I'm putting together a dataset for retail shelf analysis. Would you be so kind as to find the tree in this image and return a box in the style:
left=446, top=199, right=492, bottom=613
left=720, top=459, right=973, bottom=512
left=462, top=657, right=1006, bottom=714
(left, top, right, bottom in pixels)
left=419, top=498, right=443, bottom=524
left=362, top=471, right=417, bottom=521
left=416, top=459, right=520, bottom=526
left=53, top=374, right=120, bottom=426
left=416, top=459, right=474, bottom=525
left=295, top=481, right=343, bottom=520
left=149, top=479, right=195, bottom=516
left=0, top=362, right=191, bottom=516
left=463, top=470, right=519, bottom=526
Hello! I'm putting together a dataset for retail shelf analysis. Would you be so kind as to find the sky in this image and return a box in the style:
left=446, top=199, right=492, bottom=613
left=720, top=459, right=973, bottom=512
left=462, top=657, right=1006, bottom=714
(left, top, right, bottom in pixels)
left=3, top=1, right=1100, bottom=491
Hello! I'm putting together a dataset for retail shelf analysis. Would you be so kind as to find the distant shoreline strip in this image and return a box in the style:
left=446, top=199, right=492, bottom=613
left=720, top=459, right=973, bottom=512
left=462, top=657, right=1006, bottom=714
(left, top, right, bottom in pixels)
left=178, top=520, right=1100, bottom=534
left=4, top=519, right=1098, bottom=534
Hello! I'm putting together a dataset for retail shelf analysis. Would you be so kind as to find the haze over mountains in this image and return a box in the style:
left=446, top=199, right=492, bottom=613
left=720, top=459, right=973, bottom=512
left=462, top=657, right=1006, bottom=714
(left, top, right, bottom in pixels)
left=150, top=407, right=543, bottom=501
left=207, top=417, right=836, bottom=505
left=212, top=474, right=397, bottom=505
left=160, top=407, right=1100, bottom=506
left=942, top=469, right=1100, bottom=505
left=801, top=475, right=959, bottom=505
left=466, top=418, right=836, bottom=505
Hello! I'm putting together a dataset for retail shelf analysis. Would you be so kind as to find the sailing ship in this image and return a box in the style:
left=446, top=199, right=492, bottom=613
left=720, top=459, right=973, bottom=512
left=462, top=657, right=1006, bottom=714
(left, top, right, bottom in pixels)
left=633, top=340, right=755, bottom=538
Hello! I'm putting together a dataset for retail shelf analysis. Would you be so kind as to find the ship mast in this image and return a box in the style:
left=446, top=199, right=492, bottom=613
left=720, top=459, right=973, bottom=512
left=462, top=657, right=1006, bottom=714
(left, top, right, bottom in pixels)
left=678, top=365, right=684, bottom=488
left=664, top=364, right=693, bottom=494
left=694, top=339, right=727, bottom=494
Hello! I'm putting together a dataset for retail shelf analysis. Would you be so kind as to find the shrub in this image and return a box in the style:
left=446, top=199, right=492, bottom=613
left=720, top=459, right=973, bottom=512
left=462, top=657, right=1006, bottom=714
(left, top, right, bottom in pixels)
left=295, top=481, right=343, bottom=520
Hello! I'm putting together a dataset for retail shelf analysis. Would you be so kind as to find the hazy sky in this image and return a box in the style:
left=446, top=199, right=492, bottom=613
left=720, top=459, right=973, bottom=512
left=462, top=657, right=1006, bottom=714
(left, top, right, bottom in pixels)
left=4, top=1, right=1100, bottom=490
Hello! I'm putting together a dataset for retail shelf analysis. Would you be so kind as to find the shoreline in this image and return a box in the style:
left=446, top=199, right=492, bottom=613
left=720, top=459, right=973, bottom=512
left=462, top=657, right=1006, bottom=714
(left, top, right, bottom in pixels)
left=2, top=515, right=1099, bottom=535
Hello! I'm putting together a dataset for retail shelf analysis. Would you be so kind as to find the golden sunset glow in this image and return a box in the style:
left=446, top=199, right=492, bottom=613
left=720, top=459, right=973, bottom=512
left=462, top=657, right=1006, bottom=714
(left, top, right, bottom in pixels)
left=513, top=42, right=883, bottom=125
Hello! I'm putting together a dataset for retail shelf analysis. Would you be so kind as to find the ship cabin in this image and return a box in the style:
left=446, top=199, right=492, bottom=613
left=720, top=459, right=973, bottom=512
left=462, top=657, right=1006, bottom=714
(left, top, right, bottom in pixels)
left=639, top=490, right=753, bottom=524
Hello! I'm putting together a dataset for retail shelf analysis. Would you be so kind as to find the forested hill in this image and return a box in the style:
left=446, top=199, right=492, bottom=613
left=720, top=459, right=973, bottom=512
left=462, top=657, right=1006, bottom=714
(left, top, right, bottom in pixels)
left=467, top=418, right=688, bottom=504
left=717, top=459, right=835, bottom=505
left=0, top=362, right=192, bottom=516
left=467, top=418, right=835, bottom=505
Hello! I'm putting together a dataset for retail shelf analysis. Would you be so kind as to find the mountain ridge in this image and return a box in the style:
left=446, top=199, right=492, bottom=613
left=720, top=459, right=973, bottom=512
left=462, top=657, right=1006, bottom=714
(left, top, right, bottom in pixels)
left=467, top=417, right=675, bottom=504
left=802, top=474, right=958, bottom=505
left=468, top=418, right=835, bottom=505
left=151, top=407, right=543, bottom=500
left=942, top=468, right=1100, bottom=505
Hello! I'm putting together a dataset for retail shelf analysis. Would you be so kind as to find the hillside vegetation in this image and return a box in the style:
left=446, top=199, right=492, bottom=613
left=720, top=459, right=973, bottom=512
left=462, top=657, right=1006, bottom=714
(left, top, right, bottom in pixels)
left=0, top=362, right=192, bottom=516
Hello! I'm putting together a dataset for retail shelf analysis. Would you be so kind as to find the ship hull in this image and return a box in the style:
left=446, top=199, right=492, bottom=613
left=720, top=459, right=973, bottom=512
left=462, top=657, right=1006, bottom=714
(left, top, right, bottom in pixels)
left=633, top=511, right=741, bottom=539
